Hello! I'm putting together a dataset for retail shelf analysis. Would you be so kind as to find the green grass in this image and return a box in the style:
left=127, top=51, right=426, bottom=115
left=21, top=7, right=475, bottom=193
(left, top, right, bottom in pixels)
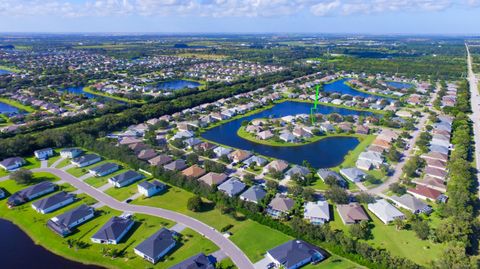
left=334, top=135, right=376, bottom=169
left=0, top=177, right=219, bottom=269
left=329, top=204, right=447, bottom=266
left=104, top=177, right=149, bottom=201
left=55, top=158, right=71, bottom=169
left=303, top=255, right=364, bottom=269
left=0, top=97, right=36, bottom=112
left=83, top=86, right=144, bottom=104
left=0, top=65, right=22, bottom=72
left=132, top=183, right=292, bottom=262
left=84, top=168, right=129, bottom=188
left=46, top=149, right=63, bottom=167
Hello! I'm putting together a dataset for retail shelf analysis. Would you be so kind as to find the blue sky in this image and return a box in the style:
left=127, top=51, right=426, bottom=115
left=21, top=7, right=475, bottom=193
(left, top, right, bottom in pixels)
left=1, top=0, right=480, bottom=34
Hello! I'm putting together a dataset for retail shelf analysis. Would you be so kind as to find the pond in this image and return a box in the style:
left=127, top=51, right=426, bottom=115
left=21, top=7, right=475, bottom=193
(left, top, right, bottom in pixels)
left=323, top=78, right=393, bottom=101
left=0, top=219, right=102, bottom=269
left=0, top=101, right=20, bottom=114
left=386, top=81, right=413, bottom=89
left=59, top=87, right=123, bottom=104
left=156, top=79, right=201, bottom=91
left=202, top=101, right=373, bottom=168
left=0, top=69, right=12, bottom=75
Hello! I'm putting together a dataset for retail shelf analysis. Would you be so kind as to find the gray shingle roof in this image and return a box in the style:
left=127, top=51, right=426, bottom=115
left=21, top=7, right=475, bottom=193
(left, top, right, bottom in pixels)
left=110, top=170, right=143, bottom=184
left=7, top=181, right=56, bottom=206
left=89, top=162, right=119, bottom=174
left=91, top=216, right=134, bottom=242
left=135, top=228, right=176, bottom=260
left=267, top=240, right=324, bottom=268
left=32, top=191, right=75, bottom=211
left=240, top=185, right=266, bottom=203
left=168, top=253, right=214, bottom=269
left=217, top=178, right=246, bottom=197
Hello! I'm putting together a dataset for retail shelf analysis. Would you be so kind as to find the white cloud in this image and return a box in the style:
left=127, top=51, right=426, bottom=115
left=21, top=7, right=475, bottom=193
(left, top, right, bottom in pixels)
left=0, top=0, right=477, bottom=18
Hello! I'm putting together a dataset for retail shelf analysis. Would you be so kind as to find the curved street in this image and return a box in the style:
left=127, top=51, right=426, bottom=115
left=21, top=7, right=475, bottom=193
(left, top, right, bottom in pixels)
left=32, top=167, right=254, bottom=269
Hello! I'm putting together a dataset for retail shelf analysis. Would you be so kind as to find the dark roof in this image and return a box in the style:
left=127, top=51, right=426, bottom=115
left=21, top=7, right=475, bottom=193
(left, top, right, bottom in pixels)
left=32, top=191, right=75, bottom=211
left=0, top=157, right=25, bottom=167
left=138, top=180, right=166, bottom=190
left=164, top=160, right=187, bottom=171
left=169, top=253, right=214, bottom=269
left=7, top=181, right=56, bottom=206
left=135, top=228, right=176, bottom=259
left=91, top=216, right=134, bottom=242
left=48, top=204, right=94, bottom=235
left=72, top=154, right=101, bottom=164
left=267, top=240, right=324, bottom=268
left=89, top=162, right=119, bottom=174
left=240, top=185, right=266, bottom=202
left=110, top=170, right=143, bottom=184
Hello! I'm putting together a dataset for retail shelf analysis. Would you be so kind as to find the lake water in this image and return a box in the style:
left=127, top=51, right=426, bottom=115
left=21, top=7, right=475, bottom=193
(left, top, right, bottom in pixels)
left=386, top=81, right=413, bottom=89
left=59, top=87, right=123, bottom=104
left=156, top=79, right=201, bottom=90
left=0, top=101, right=20, bottom=114
left=323, top=78, right=393, bottom=101
left=0, top=69, right=12, bottom=75
left=202, top=101, right=372, bottom=168
left=0, top=219, right=102, bottom=269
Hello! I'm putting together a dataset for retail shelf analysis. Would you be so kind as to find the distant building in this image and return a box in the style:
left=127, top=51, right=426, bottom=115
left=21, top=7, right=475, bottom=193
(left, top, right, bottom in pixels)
left=88, top=162, right=119, bottom=177
left=0, top=157, right=26, bottom=171
left=71, top=154, right=102, bottom=168
left=34, top=148, right=54, bottom=160
left=60, top=148, right=83, bottom=159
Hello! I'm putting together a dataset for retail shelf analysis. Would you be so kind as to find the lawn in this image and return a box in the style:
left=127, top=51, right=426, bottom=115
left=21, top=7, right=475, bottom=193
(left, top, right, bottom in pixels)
left=0, top=97, right=36, bottom=112
left=46, top=149, right=63, bottom=167
left=66, top=159, right=122, bottom=178
left=0, top=176, right=219, bottom=269
left=84, top=168, right=130, bottom=188
left=329, top=204, right=447, bottom=266
left=55, top=158, right=72, bottom=169
left=104, top=177, right=150, bottom=201
left=132, top=182, right=292, bottom=262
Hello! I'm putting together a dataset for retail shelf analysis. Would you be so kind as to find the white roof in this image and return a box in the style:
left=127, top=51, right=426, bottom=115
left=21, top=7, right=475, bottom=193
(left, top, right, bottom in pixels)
left=367, top=199, right=404, bottom=223
left=304, top=201, right=330, bottom=220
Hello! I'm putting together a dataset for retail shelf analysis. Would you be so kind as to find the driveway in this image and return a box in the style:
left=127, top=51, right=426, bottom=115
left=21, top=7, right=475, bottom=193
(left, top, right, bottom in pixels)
left=32, top=167, right=254, bottom=269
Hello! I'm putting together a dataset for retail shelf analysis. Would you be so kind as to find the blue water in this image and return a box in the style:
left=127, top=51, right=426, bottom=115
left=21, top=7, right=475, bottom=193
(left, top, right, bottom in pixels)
left=202, top=101, right=372, bottom=168
left=0, top=219, right=102, bottom=269
left=59, top=87, right=123, bottom=104
left=0, top=101, right=20, bottom=114
left=323, top=78, right=394, bottom=101
left=386, top=81, right=413, bottom=89
left=156, top=79, right=201, bottom=90
left=0, top=69, right=11, bottom=75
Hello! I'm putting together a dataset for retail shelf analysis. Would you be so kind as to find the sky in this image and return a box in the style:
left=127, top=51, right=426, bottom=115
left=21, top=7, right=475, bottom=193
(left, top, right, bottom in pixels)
left=1, top=0, right=480, bottom=34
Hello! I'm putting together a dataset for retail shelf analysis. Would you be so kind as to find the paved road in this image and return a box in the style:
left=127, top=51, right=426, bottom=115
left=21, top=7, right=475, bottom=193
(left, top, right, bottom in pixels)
left=32, top=167, right=254, bottom=269
left=367, top=99, right=432, bottom=196
left=466, top=44, right=480, bottom=197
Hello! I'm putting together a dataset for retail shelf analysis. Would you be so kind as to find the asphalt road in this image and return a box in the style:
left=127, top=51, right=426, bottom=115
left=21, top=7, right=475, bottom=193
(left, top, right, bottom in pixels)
left=466, top=44, right=480, bottom=197
left=32, top=167, right=254, bottom=269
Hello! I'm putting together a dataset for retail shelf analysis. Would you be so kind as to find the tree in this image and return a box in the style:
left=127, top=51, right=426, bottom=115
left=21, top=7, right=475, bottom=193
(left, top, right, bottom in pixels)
left=266, top=180, right=279, bottom=192
left=393, top=218, right=406, bottom=230
left=355, top=192, right=375, bottom=204
left=187, top=196, right=203, bottom=212
left=302, top=188, right=316, bottom=202
left=349, top=220, right=370, bottom=240
left=186, top=153, right=199, bottom=166
left=289, top=185, right=303, bottom=196
left=387, top=147, right=401, bottom=162
left=218, top=154, right=230, bottom=164
left=324, top=175, right=340, bottom=186
left=243, top=173, right=255, bottom=185
left=412, top=220, right=430, bottom=240
left=10, top=169, right=33, bottom=185
left=325, top=186, right=349, bottom=204
left=432, top=243, right=473, bottom=269
left=389, top=182, right=406, bottom=195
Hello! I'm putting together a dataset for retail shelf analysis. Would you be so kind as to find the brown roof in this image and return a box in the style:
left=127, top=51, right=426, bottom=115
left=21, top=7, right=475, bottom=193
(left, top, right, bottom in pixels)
left=337, top=203, right=369, bottom=224
left=356, top=125, right=370, bottom=134
left=137, top=149, right=157, bottom=160
left=421, top=152, right=448, bottom=162
left=198, top=172, right=228, bottom=186
left=268, top=196, right=294, bottom=212
left=424, top=158, right=447, bottom=170
left=367, top=145, right=385, bottom=153
left=181, top=165, right=206, bottom=178
left=425, top=166, right=448, bottom=180
left=372, top=138, right=391, bottom=149
left=229, top=150, right=251, bottom=162
left=408, top=185, right=443, bottom=200
left=148, top=154, right=173, bottom=166
left=413, top=176, right=447, bottom=192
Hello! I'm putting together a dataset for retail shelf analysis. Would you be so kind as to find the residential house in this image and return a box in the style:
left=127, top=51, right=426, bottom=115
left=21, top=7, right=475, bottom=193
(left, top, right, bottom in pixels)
left=134, top=228, right=177, bottom=264
left=109, top=170, right=144, bottom=188
left=217, top=178, right=246, bottom=197
left=0, top=157, right=26, bottom=171
left=257, top=130, right=274, bottom=140
left=91, top=216, right=135, bottom=244
left=421, top=151, right=449, bottom=163
left=336, top=203, right=369, bottom=224
left=213, top=146, right=232, bottom=158
left=424, top=166, right=448, bottom=181
left=182, top=165, right=206, bottom=179
left=60, top=148, right=83, bottom=159
left=164, top=160, right=188, bottom=171
left=407, top=185, right=447, bottom=203
left=138, top=180, right=166, bottom=197
left=31, top=191, right=75, bottom=214
left=72, top=154, right=102, bottom=168
left=148, top=155, right=173, bottom=166
left=243, top=156, right=268, bottom=167
left=356, top=125, right=370, bottom=135
left=340, top=167, right=366, bottom=183
left=413, top=176, right=447, bottom=193
left=390, top=194, right=432, bottom=214
left=317, top=169, right=346, bottom=187
left=279, top=132, right=296, bottom=143
left=47, top=204, right=95, bottom=237
left=239, top=185, right=267, bottom=204
left=264, top=160, right=289, bottom=174
left=285, top=165, right=310, bottom=180
left=169, top=253, right=214, bottom=269
left=137, top=149, right=158, bottom=161
left=7, top=181, right=56, bottom=207
left=198, top=172, right=228, bottom=187
left=88, top=163, right=119, bottom=177
left=266, top=240, right=325, bottom=269
left=34, top=148, right=54, bottom=160
left=267, top=195, right=294, bottom=218
left=229, top=150, right=252, bottom=163
left=357, top=151, right=383, bottom=169
left=184, top=138, right=202, bottom=149
left=304, top=201, right=330, bottom=225
left=367, top=199, right=405, bottom=224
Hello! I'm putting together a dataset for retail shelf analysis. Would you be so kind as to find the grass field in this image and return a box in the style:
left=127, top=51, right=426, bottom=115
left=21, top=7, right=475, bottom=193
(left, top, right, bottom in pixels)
left=0, top=97, right=36, bottom=112
left=131, top=182, right=292, bottom=262
left=329, top=204, right=447, bottom=266
left=104, top=176, right=150, bottom=201
left=0, top=177, right=219, bottom=269
left=83, top=168, right=129, bottom=188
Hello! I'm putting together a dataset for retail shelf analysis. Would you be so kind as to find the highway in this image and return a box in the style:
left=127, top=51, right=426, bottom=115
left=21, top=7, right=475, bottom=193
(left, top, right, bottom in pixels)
left=32, top=167, right=255, bottom=269
left=466, top=44, right=480, bottom=197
